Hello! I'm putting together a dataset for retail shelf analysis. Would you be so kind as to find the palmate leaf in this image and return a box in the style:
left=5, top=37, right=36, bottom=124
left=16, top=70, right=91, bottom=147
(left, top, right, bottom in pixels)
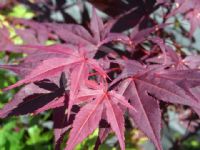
left=156, top=69, right=200, bottom=114
left=3, top=57, right=81, bottom=91
left=156, top=70, right=200, bottom=87
left=0, top=44, right=73, bottom=78
left=89, top=7, right=129, bottom=46
left=118, top=79, right=162, bottom=150
left=114, top=65, right=200, bottom=150
left=104, top=99, right=125, bottom=150
left=65, top=81, right=135, bottom=150
left=133, top=73, right=199, bottom=107
left=66, top=99, right=104, bottom=150
left=2, top=46, right=106, bottom=116
left=0, top=73, right=69, bottom=149
left=0, top=83, right=48, bottom=118
left=0, top=75, right=66, bottom=118
left=47, top=23, right=95, bottom=48
left=12, top=16, right=101, bottom=50
left=114, top=59, right=200, bottom=107
left=1, top=4, right=200, bottom=150
left=2, top=46, right=105, bottom=90
left=46, top=8, right=127, bottom=51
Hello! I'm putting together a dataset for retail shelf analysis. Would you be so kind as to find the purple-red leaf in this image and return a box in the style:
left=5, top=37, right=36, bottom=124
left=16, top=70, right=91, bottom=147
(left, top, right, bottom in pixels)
left=119, top=79, right=162, bottom=150
left=66, top=100, right=103, bottom=150
left=104, top=99, right=125, bottom=150
left=3, top=57, right=81, bottom=91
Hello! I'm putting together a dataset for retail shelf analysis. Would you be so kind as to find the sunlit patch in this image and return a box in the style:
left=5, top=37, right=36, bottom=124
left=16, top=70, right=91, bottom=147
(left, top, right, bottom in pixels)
left=175, top=2, right=180, bottom=8
left=197, top=12, right=200, bottom=18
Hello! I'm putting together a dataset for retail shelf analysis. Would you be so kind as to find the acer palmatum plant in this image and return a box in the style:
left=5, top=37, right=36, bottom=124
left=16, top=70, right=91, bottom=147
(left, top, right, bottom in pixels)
left=0, top=0, right=200, bottom=150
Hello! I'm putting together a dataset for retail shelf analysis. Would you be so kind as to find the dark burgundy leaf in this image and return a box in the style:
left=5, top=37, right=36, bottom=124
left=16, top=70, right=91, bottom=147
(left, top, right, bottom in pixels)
left=118, top=79, right=162, bottom=150
left=0, top=83, right=48, bottom=118
left=34, top=79, right=60, bottom=92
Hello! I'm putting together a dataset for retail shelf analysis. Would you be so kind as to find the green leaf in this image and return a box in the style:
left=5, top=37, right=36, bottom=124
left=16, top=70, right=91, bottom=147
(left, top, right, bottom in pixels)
left=9, top=4, right=34, bottom=19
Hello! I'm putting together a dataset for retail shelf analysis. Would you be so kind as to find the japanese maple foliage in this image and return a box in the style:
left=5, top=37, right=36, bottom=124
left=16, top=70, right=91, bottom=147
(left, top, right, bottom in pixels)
left=0, top=1, right=200, bottom=150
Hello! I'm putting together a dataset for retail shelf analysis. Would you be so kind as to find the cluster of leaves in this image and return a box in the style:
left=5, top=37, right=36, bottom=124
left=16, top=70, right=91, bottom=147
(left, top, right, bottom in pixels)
left=0, top=116, right=54, bottom=150
left=0, top=0, right=200, bottom=150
